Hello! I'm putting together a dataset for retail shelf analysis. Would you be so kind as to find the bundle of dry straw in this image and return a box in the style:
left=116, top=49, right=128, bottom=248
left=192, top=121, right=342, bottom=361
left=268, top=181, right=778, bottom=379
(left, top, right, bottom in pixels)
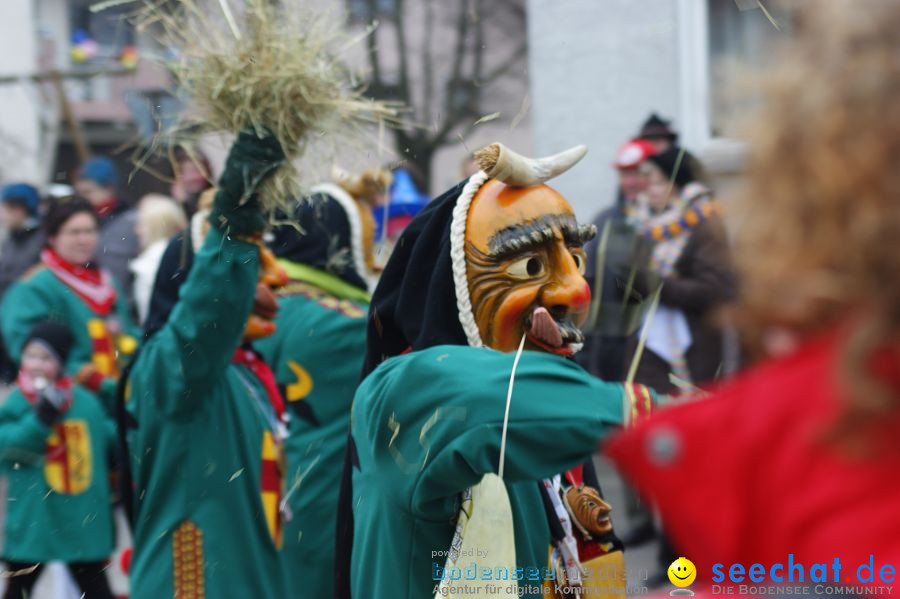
left=135, top=0, right=400, bottom=209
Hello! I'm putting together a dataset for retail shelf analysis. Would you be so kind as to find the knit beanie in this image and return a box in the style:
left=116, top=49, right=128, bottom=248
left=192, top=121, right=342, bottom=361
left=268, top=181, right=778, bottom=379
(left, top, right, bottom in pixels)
left=23, top=322, right=73, bottom=367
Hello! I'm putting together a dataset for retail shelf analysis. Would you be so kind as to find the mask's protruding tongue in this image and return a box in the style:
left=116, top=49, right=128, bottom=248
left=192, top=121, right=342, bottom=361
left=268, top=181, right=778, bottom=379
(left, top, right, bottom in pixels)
left=529, top=307, right=563, bottom=348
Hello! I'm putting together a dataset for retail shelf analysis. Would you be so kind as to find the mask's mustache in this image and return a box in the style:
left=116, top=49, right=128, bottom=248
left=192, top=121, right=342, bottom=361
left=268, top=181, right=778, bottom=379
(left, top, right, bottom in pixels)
left=526, top=307, right=584, bottom=348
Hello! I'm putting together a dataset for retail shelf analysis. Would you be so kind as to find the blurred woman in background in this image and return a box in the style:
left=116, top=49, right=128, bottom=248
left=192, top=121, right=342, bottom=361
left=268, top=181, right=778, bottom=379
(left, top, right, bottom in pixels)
left=608, top=0, right=900, bottom=589
left=624, top=146, right=735, bottom=395
left=129, top=194, right=187, bottom=326
left=0, top=199, right=138, bottom=400
left=170, top=147, right=213, bottom=219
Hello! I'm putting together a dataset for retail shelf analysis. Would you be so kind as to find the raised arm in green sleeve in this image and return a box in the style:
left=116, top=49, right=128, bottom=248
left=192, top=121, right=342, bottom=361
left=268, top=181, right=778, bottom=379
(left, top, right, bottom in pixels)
left=134, top=228, right=259, bottom=413
left=352, top=345, right=643, bottom=516
left=129, top=128, right=285, bottom=417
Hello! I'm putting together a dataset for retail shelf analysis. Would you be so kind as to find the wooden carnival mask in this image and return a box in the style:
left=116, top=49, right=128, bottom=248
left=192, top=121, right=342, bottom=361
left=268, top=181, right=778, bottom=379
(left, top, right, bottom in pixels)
left=455, top=144, right=595, bottom=355
left=244, top=243, right=289, bottom=341
left=564, top=485, right=613, bottom=537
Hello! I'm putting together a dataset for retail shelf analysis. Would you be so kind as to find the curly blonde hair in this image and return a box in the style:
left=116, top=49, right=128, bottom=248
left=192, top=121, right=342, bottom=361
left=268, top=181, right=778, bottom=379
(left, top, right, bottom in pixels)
left=736, top=0, right=900, bottom=444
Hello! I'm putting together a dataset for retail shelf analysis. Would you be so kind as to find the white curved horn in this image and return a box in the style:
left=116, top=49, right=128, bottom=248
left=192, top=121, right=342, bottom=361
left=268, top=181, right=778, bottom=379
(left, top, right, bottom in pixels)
left=474, top=143, right=588, bottom=187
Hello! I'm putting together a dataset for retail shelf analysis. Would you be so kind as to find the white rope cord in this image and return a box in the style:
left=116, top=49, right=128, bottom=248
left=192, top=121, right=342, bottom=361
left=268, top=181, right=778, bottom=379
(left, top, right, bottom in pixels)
left=498, top=333, right=527, bottom=479
left=450, top=171, right=490, bottom=348
left=309, top=183, right=370, bottom=292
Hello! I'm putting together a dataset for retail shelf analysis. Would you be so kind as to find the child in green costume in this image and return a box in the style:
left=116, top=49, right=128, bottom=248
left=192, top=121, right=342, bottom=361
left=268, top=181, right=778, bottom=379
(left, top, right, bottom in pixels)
left=0, top=322, right=116, bottom=598
left=125, top=130, right=291, bottom=598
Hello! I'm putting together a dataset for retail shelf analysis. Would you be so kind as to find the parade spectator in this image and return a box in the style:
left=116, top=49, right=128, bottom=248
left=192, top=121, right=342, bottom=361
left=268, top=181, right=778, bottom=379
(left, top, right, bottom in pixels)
left=0, top=322, right=115, bottom=599
left=609, top=1, right=900, bottom=588
left=0, top=184, right=45, bottom=383
left=577, top=140, right=659, bottom=554
left=636, top=113, right=678, bottom=154
left=74, top=157, right=139, bottom=298
left=578, top=139, right=657, bottom=382
left=624, top=146, right=734, bottom=394
left=636, top=113, right=708, bottom=184
left=170, top=147, right=213, bottom=219
left=0, top=198, right=138, bottom=400
left=0, top=184, right=44, bottom=298
left=129, top=194, right=187, bottom=325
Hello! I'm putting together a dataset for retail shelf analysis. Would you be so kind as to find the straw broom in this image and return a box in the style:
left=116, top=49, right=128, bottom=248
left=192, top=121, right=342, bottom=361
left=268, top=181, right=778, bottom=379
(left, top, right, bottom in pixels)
left=134, top=0, right=401, bottom=210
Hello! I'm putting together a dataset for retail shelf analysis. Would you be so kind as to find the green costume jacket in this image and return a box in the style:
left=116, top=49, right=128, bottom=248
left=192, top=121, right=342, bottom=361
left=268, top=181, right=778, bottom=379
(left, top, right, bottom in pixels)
left=0, top=267, right=138, bottom=387
left=255, top=263, right=369, bottom=598
left=350, top=346, right=638, bottom=599
left=0, top=386, right=115, bottom=563
left=126, top=228, right=287, bottom=598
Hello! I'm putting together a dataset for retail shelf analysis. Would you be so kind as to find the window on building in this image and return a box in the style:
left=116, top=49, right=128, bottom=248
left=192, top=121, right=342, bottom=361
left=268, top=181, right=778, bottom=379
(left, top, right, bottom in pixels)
left=70, top=0, right=135, bottom=63
left=346, top=0, right=398, bottom=23
left=707, top=0, right=791, bottom=138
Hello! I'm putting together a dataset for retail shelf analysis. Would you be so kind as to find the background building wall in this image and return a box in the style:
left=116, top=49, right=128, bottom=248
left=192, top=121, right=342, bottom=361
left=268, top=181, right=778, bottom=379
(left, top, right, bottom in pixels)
left=527, top=0, right=681, bottom=221
left=0, top=0, right=42, bottom=184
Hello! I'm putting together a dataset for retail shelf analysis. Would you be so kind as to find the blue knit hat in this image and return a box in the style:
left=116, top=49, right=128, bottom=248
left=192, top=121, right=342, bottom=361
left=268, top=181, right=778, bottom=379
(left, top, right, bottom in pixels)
left=78, top=157, right=119, bottom=188
left=2, top=183, right=40, bottom=217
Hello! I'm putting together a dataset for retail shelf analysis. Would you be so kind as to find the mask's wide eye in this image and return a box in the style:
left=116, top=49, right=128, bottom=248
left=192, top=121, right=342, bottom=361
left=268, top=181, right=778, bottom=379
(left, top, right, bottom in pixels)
left=571, top=251, right=586, bottom=274
left=507, top=255, right=545, bottom=279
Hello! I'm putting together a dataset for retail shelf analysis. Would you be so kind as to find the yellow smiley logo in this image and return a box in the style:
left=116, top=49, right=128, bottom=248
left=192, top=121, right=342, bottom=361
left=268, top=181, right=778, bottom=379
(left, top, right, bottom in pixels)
left=668, top=557, right=697, bottom=587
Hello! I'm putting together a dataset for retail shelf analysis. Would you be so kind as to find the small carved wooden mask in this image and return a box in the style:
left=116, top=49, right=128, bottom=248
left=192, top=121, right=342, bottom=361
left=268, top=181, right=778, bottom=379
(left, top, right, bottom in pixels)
left=244, top=244, right=289, bottom=341
left=565, top=485, right=613, bottom=537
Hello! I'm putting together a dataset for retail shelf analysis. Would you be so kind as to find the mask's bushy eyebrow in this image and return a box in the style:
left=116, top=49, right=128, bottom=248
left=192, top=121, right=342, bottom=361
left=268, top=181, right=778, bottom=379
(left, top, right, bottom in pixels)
left=561, top=222, right=597, bottom=247
left=487, top=214, right=595, bottom=260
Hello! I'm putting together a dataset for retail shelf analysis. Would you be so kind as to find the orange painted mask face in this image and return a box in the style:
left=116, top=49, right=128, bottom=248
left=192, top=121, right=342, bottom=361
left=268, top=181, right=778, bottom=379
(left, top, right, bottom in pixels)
left=464, top=180, right=595, bottom=355
left=244, top=244, right=289, bottom=341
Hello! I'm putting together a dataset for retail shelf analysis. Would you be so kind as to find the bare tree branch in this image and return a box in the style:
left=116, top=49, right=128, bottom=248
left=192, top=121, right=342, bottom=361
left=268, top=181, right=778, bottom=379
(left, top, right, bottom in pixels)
left=394, top=0, right=411, bottom=114
left=365, top=0, right=382, bottom=85
left=479, top=39, right=527, bottom=85
left=353, top=0, right=528, bottom=188
left=430, top=90, right=475, bottom=147
left=472, top=0, right=484, bottom=85
left=443, top=0, right=470, bottom=117
left=423, top=0, right=435, bottom=126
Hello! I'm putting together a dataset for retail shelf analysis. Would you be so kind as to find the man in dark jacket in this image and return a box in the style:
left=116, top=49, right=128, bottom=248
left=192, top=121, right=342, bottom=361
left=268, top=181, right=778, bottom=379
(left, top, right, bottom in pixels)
left=0, top=183, right=44, bottom=298
left=578, top=139, right=656, bottom=381
left=74, top=157, right=139, bottom=300
left=0, top=183, right=46, bottom=382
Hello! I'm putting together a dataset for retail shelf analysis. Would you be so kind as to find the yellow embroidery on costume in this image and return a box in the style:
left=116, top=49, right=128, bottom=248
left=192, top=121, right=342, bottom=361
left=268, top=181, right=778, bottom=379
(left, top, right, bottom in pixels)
left=286, top=360, right=314, bottom=402
left=45, top=420, right=91, bottom=495
left=87, top=319, right=118, bottom=376
left=260, top=431, right=284, bottom=548
left=173, top=521, right=205, bottom=598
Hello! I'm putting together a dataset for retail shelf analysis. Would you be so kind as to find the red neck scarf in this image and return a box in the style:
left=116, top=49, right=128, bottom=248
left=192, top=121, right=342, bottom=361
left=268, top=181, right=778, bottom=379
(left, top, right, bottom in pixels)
left=41, top=248, right=117, bottom=315
left=94, top=199, right=118, bottom=218
left=17, top=370, right=74, bottom=413
left=232, top=347, right=285, bottom=420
